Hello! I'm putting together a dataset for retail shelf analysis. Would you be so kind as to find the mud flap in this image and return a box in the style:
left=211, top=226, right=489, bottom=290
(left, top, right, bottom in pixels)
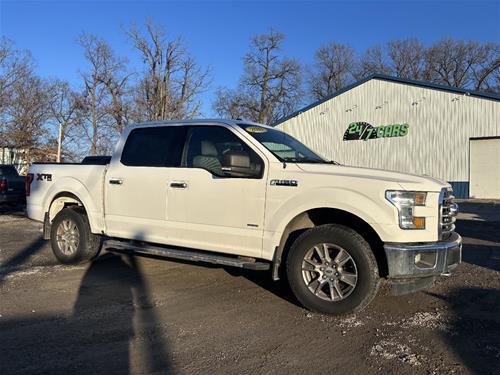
left=43, top=212, right=51, bottom=240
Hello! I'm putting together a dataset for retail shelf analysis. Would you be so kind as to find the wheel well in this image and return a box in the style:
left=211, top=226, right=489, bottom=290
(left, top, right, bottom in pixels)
left=48, top=192, right=86, bottom=223
left=274, top=208, right=388, bottom=279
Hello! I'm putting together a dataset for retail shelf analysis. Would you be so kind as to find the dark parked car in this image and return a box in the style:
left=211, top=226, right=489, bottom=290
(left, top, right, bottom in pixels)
left=0, top=165, right=25, bottom=204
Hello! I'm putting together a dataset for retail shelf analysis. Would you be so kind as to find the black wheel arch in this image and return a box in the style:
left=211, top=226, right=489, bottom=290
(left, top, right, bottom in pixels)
left=273, top=208, right=388, bottom=280
left=45, top=192, right=87, bottom=240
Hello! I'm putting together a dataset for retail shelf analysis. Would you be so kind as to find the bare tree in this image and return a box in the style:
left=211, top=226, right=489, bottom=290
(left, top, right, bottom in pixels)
left=47, top=80, right=82, bottom=162
left=469, top=42, right=500, bottom=91
left=357, top=38, right=499, bottom=93
left=0, top=37, right=33, bottom=114
left=357, top=39, right=425, bottom=80
left=2, top=73, right=51, bottom=164
left=387, top=39, right=426, bottom=79
left=424, top=39, right=497, bottom=89
left=102, top=73, right=131, bottom=134
left=357, top=45, right=391, bottom=78
left=77, top=33, right=127, bottom=155
left=425, top=39, right=470, bottom=87
left=127, top=20, right=210, bottom=121
left=214, top=30, right=302, bottom=124
left=308, top=43, right=355, bottom=99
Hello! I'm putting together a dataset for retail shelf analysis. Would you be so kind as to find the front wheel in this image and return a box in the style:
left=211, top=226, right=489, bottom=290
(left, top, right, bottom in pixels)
left=286, top=224, right=380, bottom=315
left=50, top=207, right=101, bottom=264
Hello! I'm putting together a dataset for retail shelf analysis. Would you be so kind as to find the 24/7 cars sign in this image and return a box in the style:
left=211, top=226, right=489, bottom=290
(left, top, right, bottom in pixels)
left=343, top=122, right=409, bottom=141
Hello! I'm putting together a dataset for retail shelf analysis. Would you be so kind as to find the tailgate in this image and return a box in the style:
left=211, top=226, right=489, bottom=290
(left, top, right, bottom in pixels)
left=6, top=176, right=25, bottom=193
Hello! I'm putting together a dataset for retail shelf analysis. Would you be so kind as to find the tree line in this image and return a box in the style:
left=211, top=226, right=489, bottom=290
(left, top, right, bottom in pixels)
left=0, top=21, right=498, bottom=164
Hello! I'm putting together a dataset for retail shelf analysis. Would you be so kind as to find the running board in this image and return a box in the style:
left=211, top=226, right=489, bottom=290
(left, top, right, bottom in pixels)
left=103, top=239, right=270, bottom=271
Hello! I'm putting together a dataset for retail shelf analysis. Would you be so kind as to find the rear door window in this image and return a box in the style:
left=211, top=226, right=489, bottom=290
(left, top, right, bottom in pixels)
left=121, top=126, right=187, bottom=167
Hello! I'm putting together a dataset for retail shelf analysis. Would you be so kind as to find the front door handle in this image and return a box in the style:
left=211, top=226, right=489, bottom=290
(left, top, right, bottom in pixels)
left=170, top=181, right=188, bottom=189
left=109, top=178, right=124, bottom=185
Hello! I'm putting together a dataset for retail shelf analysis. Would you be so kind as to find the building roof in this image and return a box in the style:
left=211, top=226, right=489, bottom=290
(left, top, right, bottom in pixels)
left=272, top=74, right=500, bottom=126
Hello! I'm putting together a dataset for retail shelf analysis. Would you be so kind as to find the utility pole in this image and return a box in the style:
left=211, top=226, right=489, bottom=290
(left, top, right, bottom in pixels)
left=56, top=122, right=63, bottom=162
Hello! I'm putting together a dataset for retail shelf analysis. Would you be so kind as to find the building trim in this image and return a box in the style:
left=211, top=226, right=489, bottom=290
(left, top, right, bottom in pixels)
left=469, top=136, right=500, bottom=141
left=272, top=74, right=500, bottom=126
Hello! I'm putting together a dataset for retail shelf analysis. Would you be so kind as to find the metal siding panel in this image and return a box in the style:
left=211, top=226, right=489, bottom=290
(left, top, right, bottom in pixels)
left=278, top=79, right=500, bottom=195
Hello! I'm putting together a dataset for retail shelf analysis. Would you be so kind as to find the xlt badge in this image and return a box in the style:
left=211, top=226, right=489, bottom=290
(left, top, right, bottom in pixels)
left=36, top=173, right=52, bottom=182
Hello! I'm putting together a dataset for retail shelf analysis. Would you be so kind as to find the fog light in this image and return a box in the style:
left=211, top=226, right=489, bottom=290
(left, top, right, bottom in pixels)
left=415, top=252, right=437, bottom=269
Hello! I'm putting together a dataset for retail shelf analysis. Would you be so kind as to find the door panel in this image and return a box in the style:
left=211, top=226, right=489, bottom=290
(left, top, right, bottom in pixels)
left=105, top=164, right=171, bottom=243
left=167, top=168, right=266, bottom=257
left=104, top=125, right=187, bottom=243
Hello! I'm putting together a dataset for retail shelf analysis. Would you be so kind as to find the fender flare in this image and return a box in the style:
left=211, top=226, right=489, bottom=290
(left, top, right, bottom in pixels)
left=266, top=188, right=394, bottom=280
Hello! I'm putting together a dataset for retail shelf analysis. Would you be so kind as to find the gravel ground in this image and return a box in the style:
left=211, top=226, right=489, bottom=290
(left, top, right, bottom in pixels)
left=0, top=202, right=499, bottom=375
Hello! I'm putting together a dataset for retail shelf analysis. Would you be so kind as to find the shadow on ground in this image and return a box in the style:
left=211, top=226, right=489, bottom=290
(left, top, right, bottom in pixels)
left=0, top=236, right=46, bottom=282
left=456, top=219, right=500, bottom=272
left=223, top=266, right=302, bottom=308
left=0, top=202, right=26, bottom=216
left=427, top=287, right=500, bottom=375
left=0, top=254, right=173, bottom=375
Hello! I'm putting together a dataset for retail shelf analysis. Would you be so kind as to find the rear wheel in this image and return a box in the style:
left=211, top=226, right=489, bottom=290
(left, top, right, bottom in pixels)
left=286, top=224, right=380, bottom=315
left=50, top=207, right=101, bottom=264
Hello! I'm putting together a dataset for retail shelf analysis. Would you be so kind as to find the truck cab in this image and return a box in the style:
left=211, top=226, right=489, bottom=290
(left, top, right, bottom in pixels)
left=27, top=120, right=462, bottom=315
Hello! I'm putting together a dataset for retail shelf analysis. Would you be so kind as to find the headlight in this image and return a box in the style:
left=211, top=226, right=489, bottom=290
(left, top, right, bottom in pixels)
left=385, top=191, right=427, bottom=229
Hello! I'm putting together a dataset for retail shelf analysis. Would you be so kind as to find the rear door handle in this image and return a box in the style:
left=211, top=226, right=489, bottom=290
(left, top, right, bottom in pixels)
left=109, top=178, right=124, bottom=185
left=170, top=181, right=188, bottom=189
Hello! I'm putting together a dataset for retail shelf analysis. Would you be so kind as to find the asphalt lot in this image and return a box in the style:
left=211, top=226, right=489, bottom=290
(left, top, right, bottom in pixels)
left=0, top=202, right=499, bottom=375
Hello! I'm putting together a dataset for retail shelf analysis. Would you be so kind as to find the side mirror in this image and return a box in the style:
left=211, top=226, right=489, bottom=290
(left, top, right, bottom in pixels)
left=221, top=151, right=259, bottom=178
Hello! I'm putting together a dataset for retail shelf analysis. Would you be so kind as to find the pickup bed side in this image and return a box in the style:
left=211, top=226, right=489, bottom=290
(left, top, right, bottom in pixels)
left=27, top=164, right=107, bottom=234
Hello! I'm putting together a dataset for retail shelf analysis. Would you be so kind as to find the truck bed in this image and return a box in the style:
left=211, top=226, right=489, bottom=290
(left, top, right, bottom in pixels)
left=27, top=163, right=107, bottom=227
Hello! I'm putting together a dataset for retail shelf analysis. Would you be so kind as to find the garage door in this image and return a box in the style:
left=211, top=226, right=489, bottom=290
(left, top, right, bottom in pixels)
left=470, top=138, right=500, bottom=199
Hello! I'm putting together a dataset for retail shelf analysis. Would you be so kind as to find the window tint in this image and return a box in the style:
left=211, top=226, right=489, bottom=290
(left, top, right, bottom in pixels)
left=184, top=126, right=263, bottom=178
left=121, top=126, right=187, bottom=167
left=0, top=165, right=18, bottom=176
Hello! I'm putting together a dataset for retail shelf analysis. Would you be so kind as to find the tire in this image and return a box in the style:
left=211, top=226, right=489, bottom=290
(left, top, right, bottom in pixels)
left=286, top=224, right=380, bottom=315
left=50, top=207, right=101, bottom=264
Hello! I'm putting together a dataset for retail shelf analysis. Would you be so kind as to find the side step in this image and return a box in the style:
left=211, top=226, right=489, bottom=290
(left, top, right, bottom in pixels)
left=103, top=239, right=270, bottom=271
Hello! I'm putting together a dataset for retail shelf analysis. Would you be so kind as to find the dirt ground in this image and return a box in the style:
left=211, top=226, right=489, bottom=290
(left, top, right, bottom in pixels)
left=0, top=202, right=499, bottom=375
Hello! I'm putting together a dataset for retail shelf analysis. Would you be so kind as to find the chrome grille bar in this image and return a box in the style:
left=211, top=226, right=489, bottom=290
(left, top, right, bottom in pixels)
left=439, top=188, right=458, bottom=240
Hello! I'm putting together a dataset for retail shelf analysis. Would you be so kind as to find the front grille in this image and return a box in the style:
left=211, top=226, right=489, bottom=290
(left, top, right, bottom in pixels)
left=440, top=188, right=458, bottom=240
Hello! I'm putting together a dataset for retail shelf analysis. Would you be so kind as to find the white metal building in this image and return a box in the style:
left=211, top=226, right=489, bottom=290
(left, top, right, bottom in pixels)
left=274, top=75, right=500, bottom=199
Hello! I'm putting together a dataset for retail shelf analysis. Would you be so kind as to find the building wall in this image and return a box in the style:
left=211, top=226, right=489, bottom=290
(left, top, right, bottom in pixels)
left=277, top=79, right=500, bottom=198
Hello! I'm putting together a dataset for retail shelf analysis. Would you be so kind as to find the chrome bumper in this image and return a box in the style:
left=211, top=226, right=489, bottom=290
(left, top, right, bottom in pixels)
left=384, top=232, right=462, bottom=279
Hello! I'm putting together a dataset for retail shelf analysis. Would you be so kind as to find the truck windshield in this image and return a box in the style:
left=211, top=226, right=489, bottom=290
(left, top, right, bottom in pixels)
left=240, top=124, right=333, bottom=164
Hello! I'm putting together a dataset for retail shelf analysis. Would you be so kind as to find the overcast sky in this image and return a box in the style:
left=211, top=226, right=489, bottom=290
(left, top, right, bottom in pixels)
left=1, top=0, right=499, bottom=116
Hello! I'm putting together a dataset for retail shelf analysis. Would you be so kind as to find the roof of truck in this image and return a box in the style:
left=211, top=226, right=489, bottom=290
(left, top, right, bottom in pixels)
left=126, top=119, right=276, bottom=130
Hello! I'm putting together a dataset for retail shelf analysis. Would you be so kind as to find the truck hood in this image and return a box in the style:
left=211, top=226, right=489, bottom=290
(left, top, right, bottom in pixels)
left=296, top=164, right=449, bottom=192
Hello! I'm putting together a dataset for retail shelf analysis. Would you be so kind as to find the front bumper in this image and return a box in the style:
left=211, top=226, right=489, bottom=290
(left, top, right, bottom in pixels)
left=384, top=232, right=462, bottom=279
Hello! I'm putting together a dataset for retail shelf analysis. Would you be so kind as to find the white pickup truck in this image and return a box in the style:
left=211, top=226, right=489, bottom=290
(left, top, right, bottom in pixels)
left=27, top=119, right=461, bottom=314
